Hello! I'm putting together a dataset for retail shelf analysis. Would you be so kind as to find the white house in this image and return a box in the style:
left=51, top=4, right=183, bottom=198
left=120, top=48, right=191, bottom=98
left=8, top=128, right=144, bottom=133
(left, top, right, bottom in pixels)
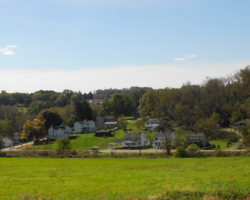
left=123, top=131, right=150, bottom=149
left=74, top=120, right=96, bottom=133
left=48, top=125, right=72, bottom=140
left=1, top=136, right=15, bottom=147
left=153, top=132, right=175, bottom=149
left=145, top=119, right=160, bottom=131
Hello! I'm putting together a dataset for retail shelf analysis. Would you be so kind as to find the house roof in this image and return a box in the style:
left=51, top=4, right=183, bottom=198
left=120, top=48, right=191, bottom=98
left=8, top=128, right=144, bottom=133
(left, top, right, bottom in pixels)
left=2, top=136, right=15, bottom=142
left=104, top=122, right=118, bottom=125
left=154, top=132, right=174, bottom=139
left=186, top=133, right=205, bottom=137
left=77, top=120, right=94, bottom=125
left=125, top=131, right=145, bottom=139
left=53, top=126, right=65, bottom=129
left=234, top=119, right=250, bottom=125
left=124, top=141, right=139, bottom=144
left=188, top=139, right=201, bottom=143
left=146, top=118, right=160, bottom=123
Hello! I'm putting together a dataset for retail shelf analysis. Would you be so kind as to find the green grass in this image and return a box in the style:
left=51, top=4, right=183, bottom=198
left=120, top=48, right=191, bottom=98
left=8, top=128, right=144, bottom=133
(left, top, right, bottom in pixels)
left=124, top=116, right=136, bottom=120
left=210, top=139, right=235, bottom=150
left=0, top=157, right=249, bottom=199
left=27, top=130, right=127, bottom=150
left=70, top=130, right=126, bottom=150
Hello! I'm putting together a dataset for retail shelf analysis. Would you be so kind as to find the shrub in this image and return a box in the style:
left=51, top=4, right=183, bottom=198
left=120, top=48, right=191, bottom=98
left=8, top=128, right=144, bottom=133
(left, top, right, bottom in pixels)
left=174, top=146, right=188, bottom=158
left=213, top=149, right=231, bottom=157
left=187, top=144, right=201, bottom=157
left=53, top=138, right=72, bottom=154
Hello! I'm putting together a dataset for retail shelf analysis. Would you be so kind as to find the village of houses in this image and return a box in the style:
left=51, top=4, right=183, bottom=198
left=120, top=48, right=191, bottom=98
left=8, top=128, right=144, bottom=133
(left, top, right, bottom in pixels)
left=1, top=115, right=211, bottom=152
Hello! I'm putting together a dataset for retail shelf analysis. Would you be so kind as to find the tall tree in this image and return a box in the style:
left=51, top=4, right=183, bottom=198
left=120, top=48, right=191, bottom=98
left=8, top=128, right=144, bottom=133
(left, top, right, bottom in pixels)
left=74, top=100, right=93, bottom=121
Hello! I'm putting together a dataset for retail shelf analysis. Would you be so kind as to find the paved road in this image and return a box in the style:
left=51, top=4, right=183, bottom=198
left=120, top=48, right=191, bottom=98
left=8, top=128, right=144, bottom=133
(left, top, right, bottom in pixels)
left=1, top=141, right=33, bottom=152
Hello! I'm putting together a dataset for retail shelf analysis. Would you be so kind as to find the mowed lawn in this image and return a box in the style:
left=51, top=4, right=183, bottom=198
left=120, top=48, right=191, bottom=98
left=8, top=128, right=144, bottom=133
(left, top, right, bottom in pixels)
left=70, top=130, right=127, bottom=150
left=27, top=130, right=127, bottom=150
left=0, top=157, right=250, bottom=199
left=210, top=139, right=235, bottom=150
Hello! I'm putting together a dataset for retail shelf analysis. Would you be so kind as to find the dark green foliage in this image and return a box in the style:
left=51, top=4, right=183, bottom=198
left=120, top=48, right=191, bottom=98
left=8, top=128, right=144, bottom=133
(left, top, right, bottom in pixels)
left=74, top=100, right=93, bottom=121
left=243, top=135, right=250, bottom=147
left=187, top=144, right=201, bottom=157
left=36, top=109, right=63, bottom=130
left=99, top=93, right=136, bottom=117
left=174, top=146, right=188, bottom=158
left=139, top=66, right=250, bottom=130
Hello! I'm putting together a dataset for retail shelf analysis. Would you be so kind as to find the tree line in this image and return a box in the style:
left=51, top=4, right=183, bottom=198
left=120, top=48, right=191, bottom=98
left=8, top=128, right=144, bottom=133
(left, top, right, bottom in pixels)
left=139, top=65, right=250, bottom=137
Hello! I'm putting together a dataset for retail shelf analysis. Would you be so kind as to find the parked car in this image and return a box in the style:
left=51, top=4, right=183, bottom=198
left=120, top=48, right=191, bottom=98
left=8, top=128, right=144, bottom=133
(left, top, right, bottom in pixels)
left=202, top=146, right=212, bottom=150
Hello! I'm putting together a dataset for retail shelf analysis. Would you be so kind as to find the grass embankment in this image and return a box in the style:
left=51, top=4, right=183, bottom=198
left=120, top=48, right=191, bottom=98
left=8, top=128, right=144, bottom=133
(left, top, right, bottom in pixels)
left=0, top=157, right=249, bottom=199
left=28, top=119, right=140, bottom=150
left=210, top=139, right=235, bottom=150
left=27, top=130, right=127, bottom=150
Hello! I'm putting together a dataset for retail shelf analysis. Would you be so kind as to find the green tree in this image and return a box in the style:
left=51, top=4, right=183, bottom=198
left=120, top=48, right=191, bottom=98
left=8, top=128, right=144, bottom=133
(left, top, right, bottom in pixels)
left=74, top=100, right=93, bottom=121
left=174, top=146, right=188, bottom=158
left=118, top=114, right=128, bottom=130
left=53, top=138, right=72, bottom=154
left=163, top=136, right=172, bottom=155
left=21, top=109, right=63, bottom=139
left=134, top=119, right=144, bottom=132
left=187, top=144, right=201, bottom=157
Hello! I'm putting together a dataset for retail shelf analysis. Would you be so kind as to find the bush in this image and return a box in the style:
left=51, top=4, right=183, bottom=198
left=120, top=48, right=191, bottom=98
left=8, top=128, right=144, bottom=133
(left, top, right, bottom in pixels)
left=187, top=144, right=201, bottom=157
left=53, top=138, right=72, bottom=154
left=174, top=146, right=188, bottom=158
left=213, top=149, right=231, bottom=157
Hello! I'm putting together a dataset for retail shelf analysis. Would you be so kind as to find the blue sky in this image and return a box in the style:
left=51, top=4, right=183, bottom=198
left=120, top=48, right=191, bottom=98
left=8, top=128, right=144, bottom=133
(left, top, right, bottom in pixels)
left=0, top=0, right=250, bottom=93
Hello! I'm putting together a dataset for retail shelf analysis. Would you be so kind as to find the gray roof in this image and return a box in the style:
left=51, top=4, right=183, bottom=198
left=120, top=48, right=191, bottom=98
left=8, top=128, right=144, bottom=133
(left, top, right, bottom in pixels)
left=53, top=126, right=65, bottom=129
left=125, top=132, right=139, bottom=138
left=154, top=132, right=174, bottom=138
left=234, top=119, right=250, bottom=125
left=186, top=133, right=205, bottom=137
left=77, top=120, right=94, bottom=125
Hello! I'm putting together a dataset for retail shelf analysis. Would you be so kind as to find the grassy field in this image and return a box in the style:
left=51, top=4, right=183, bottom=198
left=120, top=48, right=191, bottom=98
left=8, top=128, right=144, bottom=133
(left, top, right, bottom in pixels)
left=28, top=129, right=127, bottom=150
left=27, top=119, right=142, bottom=151
left=0, top=157, right=249, bottom=199
left=210, top=139, right=235, bottom=150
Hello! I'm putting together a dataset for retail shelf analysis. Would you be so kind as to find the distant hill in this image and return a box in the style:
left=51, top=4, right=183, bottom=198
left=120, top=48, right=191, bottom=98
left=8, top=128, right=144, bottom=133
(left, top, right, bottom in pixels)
left=93, top=86, right=153, bottom=99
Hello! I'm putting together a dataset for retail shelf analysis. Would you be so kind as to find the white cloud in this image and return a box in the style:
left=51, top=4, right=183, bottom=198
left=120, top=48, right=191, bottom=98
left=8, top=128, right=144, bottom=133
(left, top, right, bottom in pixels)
left=0, top=45, right=17, bottom=55
left=175, top=58, right=185, bottom=61
left=0, top=60, right=249, bottom=93
left=186, top=54, right=197, bottom=58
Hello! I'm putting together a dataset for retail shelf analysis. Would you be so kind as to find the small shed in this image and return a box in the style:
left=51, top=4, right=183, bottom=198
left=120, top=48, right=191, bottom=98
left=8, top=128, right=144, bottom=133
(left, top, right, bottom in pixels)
left=92, top=147, right=100, bottom=153
left=94, top=131, right=112, bottom=137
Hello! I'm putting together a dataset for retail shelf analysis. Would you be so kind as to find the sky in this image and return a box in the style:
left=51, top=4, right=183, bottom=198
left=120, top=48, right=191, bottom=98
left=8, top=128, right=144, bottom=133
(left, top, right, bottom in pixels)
left=0, top=0, right=250, bottom=93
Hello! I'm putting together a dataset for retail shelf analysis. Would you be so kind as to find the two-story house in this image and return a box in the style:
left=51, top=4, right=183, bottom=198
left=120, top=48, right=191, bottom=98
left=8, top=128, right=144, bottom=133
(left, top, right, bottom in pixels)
left=153, top=132, right=175, bottom=149
left=123, top=131, right=149, bottom=149
left=48, top=125, right=72, bottom=140
left=145, top=119, right=160, bottom=131
left=185, top=133, right=210, bottom=147
left=74, top=120, right=96, bottom=133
